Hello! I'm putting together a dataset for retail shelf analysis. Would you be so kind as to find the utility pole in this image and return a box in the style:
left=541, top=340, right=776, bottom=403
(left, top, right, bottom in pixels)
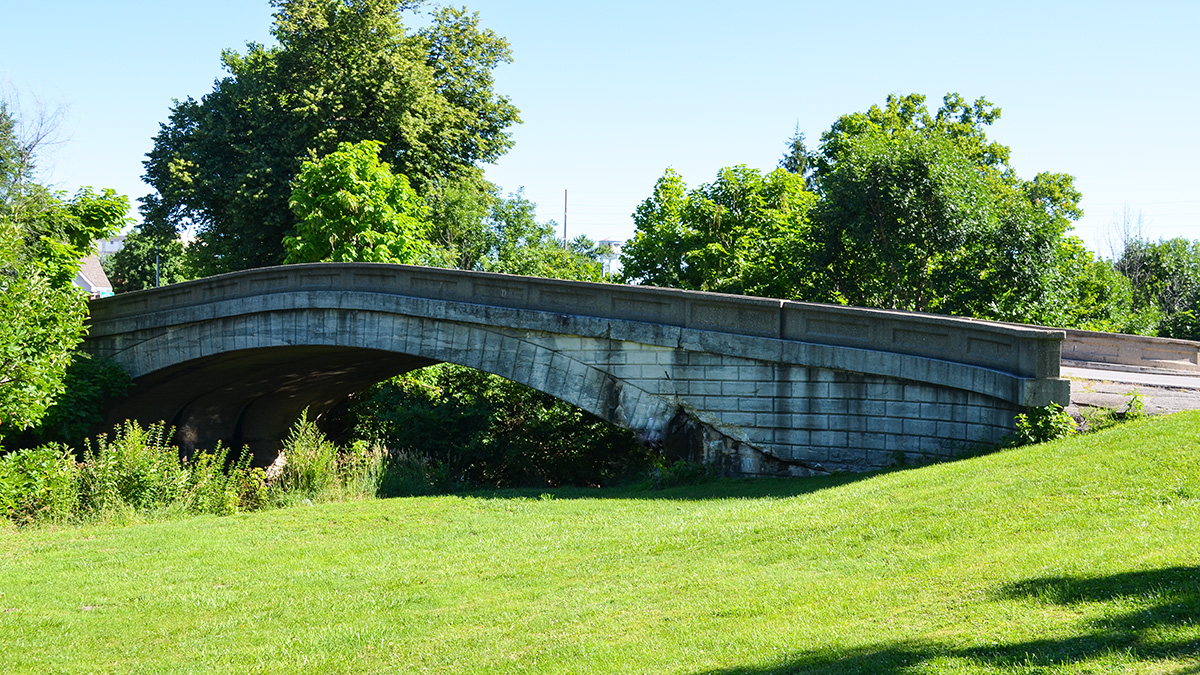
left=563, top=189, right=569, bottom=249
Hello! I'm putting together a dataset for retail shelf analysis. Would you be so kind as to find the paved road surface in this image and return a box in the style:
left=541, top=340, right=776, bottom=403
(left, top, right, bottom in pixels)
left=1063, top=365, right=1200, bottom=416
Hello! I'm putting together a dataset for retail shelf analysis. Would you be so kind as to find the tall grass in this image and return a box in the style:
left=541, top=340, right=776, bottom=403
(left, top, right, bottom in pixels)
left=0, top=412, right=380, bottom=526
left=274, top=409, right=388, bottom=504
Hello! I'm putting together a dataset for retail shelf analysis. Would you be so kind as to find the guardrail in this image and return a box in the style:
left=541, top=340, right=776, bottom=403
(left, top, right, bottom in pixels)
left=1062, top=328, right=1200, bottom=374
left=88, top=263, right=1066, bottom=380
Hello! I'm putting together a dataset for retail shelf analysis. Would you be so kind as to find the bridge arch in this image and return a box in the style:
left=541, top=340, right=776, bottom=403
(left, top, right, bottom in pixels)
left=85, top=263, right=1070, bottom=475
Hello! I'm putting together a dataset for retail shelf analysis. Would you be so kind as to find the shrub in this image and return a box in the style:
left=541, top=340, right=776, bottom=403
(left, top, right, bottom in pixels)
left=0, top=443, right=78, bottom=523
left=183, top=444, right=268, bottom=516
left=79, top=420, right=188, bottom=514
left=340, top=439, right=387, bottom=500
left=377, top=451, right=456, bottom=497
left=1121, top=389, right=1145, bottom=420
left=347, top=364, right=656, bottom=490
left=1012, top=403, right=1077, bottom=446
left=275, top=409, right=342, bottom=501
left=32, top=352, right=132, bottom=448
left=648, top=457, right=719, bottom=489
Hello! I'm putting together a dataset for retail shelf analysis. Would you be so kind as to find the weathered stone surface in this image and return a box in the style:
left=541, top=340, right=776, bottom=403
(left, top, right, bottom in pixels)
left=85, top=263, right=1072, bottom=474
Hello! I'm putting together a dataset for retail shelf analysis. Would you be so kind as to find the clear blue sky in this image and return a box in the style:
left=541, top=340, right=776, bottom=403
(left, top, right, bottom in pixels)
left=2, top=0, right=1196, bottom=256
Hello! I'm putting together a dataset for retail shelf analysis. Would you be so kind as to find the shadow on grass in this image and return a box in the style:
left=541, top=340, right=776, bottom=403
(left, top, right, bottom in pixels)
left=687, top=567, right=1200, bottom=674
left=456, top=472, right=879, bottom=502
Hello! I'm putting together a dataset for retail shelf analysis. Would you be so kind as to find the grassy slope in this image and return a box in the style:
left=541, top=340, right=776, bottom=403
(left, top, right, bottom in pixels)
left=1, top=413, right=1197, bottom=675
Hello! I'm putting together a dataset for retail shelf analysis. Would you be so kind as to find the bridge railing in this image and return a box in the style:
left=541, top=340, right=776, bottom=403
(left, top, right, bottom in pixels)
left=89, top=262, right=1065, bottom=380
left=1062, top=328, right=1200, bottom=374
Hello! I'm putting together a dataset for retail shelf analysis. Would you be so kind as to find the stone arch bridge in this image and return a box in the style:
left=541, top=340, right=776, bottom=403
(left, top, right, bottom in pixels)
left=85, top=263, right=1071, bottom=476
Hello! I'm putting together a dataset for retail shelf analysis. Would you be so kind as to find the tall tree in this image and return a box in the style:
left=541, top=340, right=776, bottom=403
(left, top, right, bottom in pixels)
left=779, top=127, right=811, bottom=184
left=807, top=93, right=1083, bottom=321
left=101, top=228, right=196, bottom=293
left=142, top=0, right=520, bottom=274
left=1115, top=237, right=1200, bottom=339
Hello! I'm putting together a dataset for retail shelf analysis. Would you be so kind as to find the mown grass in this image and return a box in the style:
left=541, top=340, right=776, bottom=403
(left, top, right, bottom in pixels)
left=1, top=412, right=1198, bottom=674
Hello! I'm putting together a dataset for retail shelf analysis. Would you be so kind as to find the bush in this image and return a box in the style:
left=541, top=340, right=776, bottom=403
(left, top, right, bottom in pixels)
left=275, top=409, right=342, bottom=501
left=648, top=457, right=719, bottom=489
left=185, top=444, right=269, bottom=516
left=347, top=364, right=656, bottom=490
left=1012, top=403, right=1077, bottom=446
left=377, top=451, right=456, bottom=498
left=32, top=352, right=132, bottom=448
left=0, top=443, right=78, bottom=523
left=79, top=421, right=189, bottom=514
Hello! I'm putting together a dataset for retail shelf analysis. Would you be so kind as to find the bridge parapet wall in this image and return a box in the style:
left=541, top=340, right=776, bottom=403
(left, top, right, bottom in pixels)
left=90, top=263, right=1064, bottom=381
left=1062, top=328, right=1200, bottom=374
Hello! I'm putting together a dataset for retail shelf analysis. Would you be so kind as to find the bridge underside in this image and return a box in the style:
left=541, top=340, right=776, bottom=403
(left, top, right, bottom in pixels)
left=107, top=346, right=436, bottom=460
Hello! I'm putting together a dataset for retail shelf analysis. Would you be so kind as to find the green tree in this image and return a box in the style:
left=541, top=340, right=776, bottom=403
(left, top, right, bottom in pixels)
left=141, top=0, right=520, bottom=274
left=0, top=104, right=128, bottom=439
left=1038, top=237, right=1140, bottom=333
left=101, top=228, right=196, bottom=293
left=808, top=93, right=1081, bottom=321
left=481, top=191, right=606, bottom=282
left=813, top=92, right=1012, bottom=180
left=283, top=140, right=436, bottom=264
left=421, top=184, right=607, bottom=281
left=1115, top=237, right=1200, bottom=339
left=620, top=166, right=816, bottom=298
left=779, top=127, right=812, bottom=186
left=348, top=363, right=651, bottom=490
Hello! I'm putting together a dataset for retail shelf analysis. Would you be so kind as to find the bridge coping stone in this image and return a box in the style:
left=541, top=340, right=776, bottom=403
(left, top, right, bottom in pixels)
left=89, top=262, right=1066, bottom=380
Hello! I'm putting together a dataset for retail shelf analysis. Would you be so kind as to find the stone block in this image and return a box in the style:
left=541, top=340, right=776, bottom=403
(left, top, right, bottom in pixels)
left=902, top=418, right=939, bottom=437
left=886, top=400, right=922, bottom=418
left=721, top=380, right=760, bottom=397
left=866, top=382, right=903, bottom=401
left=903, top=384, right=939, bottom=403
left=886, top=434, right=924, bottom=452
left=738, top=364, right=776, bottom=381
left=935, top=421, right=968, bottom=441
left=738, top=397, right=775, bottom=413
left=847, top=399, right=888, bottom=417
left=866, top=416, right=904, bottom=435
left=812, top=430, right=849, bottom=448
left=854, top=432, right=890, bottom=450
left=717, top=411, right=756, bottom=428
left=811, top=393, right=849, bottom=415
left=773, top=428, right=812, bottom=447
left=704, top=365, right=742, bottom=381
left=754, top=412, right=791, bottom=428
left=775, top=395, right=810, bottom=415
left=686, top=380, right=723, bottom=396
left=792, top=414, right=830, bottom=430
left=828, top=445, right=867, bottom=465
left=827, top=415, right=867, bottom=432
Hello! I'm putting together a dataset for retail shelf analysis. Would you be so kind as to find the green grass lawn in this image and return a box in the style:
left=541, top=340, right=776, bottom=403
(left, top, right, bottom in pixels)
left=2, top=412, right=1198, bottom=674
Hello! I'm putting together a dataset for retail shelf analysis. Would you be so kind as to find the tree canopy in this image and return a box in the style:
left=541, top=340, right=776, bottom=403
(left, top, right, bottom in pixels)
left=619, top=166, right=816, bottom=298
left=141, top=0, right=520, bottom=274
left=620, top=92, right=1113, bottom=328
left=284, top=140, right=436, bottom=264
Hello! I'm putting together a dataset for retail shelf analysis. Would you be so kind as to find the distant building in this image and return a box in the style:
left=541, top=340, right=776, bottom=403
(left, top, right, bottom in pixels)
left=96, top=234, right=126, bottom=256
left=597, top=239, right=625, bottom=276
left=75, top=254, right=113, bottom=298
left=597, top=239, right=624, bottom=257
